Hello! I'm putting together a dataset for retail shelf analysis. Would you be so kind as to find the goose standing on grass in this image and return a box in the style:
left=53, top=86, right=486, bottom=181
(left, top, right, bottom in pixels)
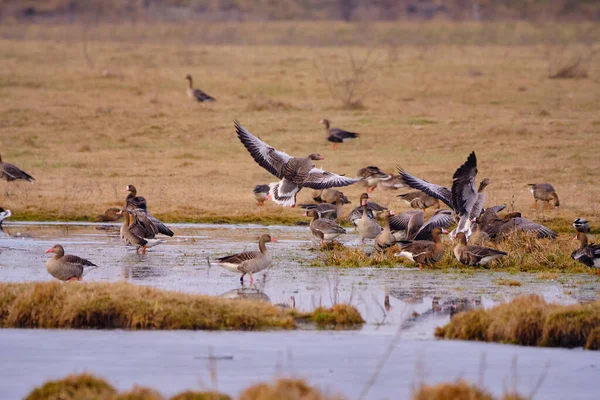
left=214, top=234, right=277, bottom=283
left=355, top=193, right=383, bottom=243
left=453, top=232, right=507, bottom=270
left=397, top=191, right=440, bottom=211
left=306, top=209, right=346, bottom=245
left=235, top=121, right=360, bottom=207
left=0, top=153, right=35, bottom=183
left=357, top=166, right=390, bottom=193
left=124, top=185, right=174, bottom=237
left=300, top=191, right=350, bottom=220
left=253, top=184, right=270, bottom=206
left=45, top=244, right=98, bottom=281
left=95, top=208, right=122, bottom=222
left=528, top=183, right=559, bottom=210
left=120, top=210, right=164, bottom=254
left=320, top=119, right=359, bottom=150
left=375, top=210, right=396, bottom=253
left=395, top=227, right=448, bottom=270
left=573, top=218, right=590, bottom=233
left=571, top=233, right=600, bottom=276
left=185, top=74, right=215, bottom=102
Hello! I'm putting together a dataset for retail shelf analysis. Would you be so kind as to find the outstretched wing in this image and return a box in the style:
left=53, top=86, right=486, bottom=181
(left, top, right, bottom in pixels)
left=235, top=120, right=292, bottom=179
left=397, top=167, right=452, bottom=208
left=451, top=151, right=478, bottom=217
left=413, top=211, right=454, bottom=241
left=302, top=168, right=361, bottom=190
left=389, top=210, right=421, bottom=232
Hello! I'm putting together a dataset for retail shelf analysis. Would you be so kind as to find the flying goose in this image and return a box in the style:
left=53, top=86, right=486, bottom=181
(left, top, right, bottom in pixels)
left=528, top=183, right=559, bottom=210
left=306, top=209, right=346, bottom=245
left=45, top=244, right=98, bottom=281
left=355, top=193, right=383, bottom=242
left=453, top=232, right=507, bottom=270
left=389, top=209, right=453, bottom=241
left=398, top=152, right=489, bottom=237
left=0, top=154, right=35, bottom=183
left=120, top=210, right=164, bottom=254
left=395, top=227, right=448, bottom=270
left=235, top=121, right=360, bottom=207
left=397, top=191, right=440, bottom=210
left=124, top=185, right=174, bottom=237
left=573, top=218, right=590, bottom=233
left=185, top=74, right=215, bottom=102
left=300, top=191, right=350, bottom=220
left=357, top=166, right=390, bottom=193
left=571, top=233, right=600, bottom=276
left=214, top=234, right=276, bottom=283
left=378, top=175, right=406, bottom=191
left=253, top=184, right=270, bottom=206
left=375, top=210, right=396, bottom=253
left=320, top=119, right=359, bottom=150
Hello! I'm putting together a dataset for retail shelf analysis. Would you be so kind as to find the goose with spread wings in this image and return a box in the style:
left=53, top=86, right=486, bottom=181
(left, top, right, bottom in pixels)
left=235, top=120, right=361, bottom=207
left=398, top=152, right=489, bottom=237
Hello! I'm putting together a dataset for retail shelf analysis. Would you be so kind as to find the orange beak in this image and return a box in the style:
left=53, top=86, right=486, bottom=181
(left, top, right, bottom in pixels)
left=45, top=248, right=53, bottom=254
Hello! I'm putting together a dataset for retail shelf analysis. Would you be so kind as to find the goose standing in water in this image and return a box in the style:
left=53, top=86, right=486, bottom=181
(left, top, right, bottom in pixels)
left=528, top=183, right=559, bottom=210
left=453, top=232, right=507, bottom=270
left=253, top=184, right=270, bottom=206
left=214, top=234, right=277, bottom=283
left=120, top=210, right=164, bottom=254
left=375, top=210, right=396, bottom=253
left=185, top=74, right=215, bottom=102
left=395, top=227, right=448, bottom=270
left=306, top=209, right=346, bottom=245
left=0, top=153, right=35, bottom=183
left=571, top=233, right=600, bottom=276
left=573, top=218, right=590, bottom=233
left=355, top=193, right=383, bottom=243
left=235, top=121, right=360, bottom=207
left=45, top=244, right=98, bottom=281
left=357, top=166, right=390, bottom=193
left=320, top=119, right=359, bottom=150
left=124, top=185, right=174, bottom=237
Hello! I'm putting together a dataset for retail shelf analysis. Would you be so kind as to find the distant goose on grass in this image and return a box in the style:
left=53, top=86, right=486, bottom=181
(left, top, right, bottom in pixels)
left=320, top=119, right=359, bottom=150
left=397, top=190, right=440, bottom=211
left=573, top=218, right=590, bottom=233
left=214, top=234, right=277, bottom=283
left=453, top=232, right=507, bottom=270
left=357, top=166, right=390, bottom=193
left=571, top=233, right=600, bottom=276
left=45, top=244, right=98, bottom=281
left=253, top=184, right=270, bottom=206
left=185, top=74, right=215, bottom=102
left=0, top=153, right=35, bottom=183
left=355, top=193, right=383, bottom=243
left=306, top=209, right=346, bottom=245
left=120, top=210, right=164, bottom=254
left=124, top=185, right=174, bottom=237
left=528, top=183, right=559, bottom=210
left=235, top=120, right=360, bottom=207
left=395, top=227, right=448, bottom=270
left=95, top=208, right=122, bottom=222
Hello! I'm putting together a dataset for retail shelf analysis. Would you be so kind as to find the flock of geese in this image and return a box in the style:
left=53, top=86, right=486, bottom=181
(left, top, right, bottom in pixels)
left=0, top=106, right=598, bottom=283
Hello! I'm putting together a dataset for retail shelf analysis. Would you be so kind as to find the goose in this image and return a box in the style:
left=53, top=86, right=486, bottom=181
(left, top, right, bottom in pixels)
left=573, top=218, right=590, bottom=233
left=528, top=183, right=559, bottom=210
left=389, top=209, right=453, bottom=241
left=253, top=184, right=270, bottom=206
left=355, top=193, right=383, bottom=242
left=378, top=175, right=406, bottom=191
left=124, top=185, right=174, bottom=237
left=395, top=227, right=448, bottom=270
left=497, top=213, right=557, bottom=240
left=95, top=208, right=122, bottom=222
left=397, top=191, right=440, bottom=210
left=0, top=207, right=11, bottom=225
left=311, top=189, right=346, bottom=204
left=571, top=233, right=600, bottom=276
left=398, top=152, right=489, bottom=237
left=306, top=209, right=346, bottom=245
left=214, top=234, right=276, bottom=283
left=300, top=191, right=350, bottom=220
left=120, top=210, right=164, bottom=254
left=320, top=119, right=359, bottom=150
left=45, top=244, right=98, bottom=281
left=185, top=74, right=215, bottom=102
left=375, top=210, right=396, bottom=253
left=235, top=120, right=360, bottom=207
left=0, top=153, right=35, bottom=183
left=357, top=166, right=390, bottom=193
left=348, top=200, right=388, bottom=228
left=453, top=232, right=507, bottom=270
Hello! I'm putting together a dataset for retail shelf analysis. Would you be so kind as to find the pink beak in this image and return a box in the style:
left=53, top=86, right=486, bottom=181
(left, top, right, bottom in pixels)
left=271, top=237, right=278, bottom=242
left=441, top=229, right=449, bottom=234
left=389, top=210, right=395, bottom=216
left=45, top=247, right=53, bottom=254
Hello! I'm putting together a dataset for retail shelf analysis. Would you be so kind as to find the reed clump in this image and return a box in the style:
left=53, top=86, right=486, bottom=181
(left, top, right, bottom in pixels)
left=171, top=392, right=232, bottom=400
left=435, top=295, right=600, bottom=350
left=412, top=380, right=493, bottom=400
left=25, top=373, right=117, bottom=400
left=239, top=378, right=344, bottom=400
left=312, top=243, right=399, bottom=268
left=0, top=282, right=363, bottom=330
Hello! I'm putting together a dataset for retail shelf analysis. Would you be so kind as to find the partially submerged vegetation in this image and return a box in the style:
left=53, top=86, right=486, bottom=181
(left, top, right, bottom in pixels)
left=0, top=282, right=363, bottom=330
left=413, top=380, right=528, bottom=400
left=435, top=295, right=600, bottom=350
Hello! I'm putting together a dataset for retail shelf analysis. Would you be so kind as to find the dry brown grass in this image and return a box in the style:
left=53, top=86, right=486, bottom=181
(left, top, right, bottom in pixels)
left=25, top=373, right=117, bottom=400
left=435, top=295, right=600, bottom=350
left=0, top=22, right=598, bottom=229
left=0, top=282, right=363, bottom=330
left=413, top=380, right=494, bottom=400
left=239, top=378, right=344, bottom=400
left=495, top=279, right=522, bottom=287
left=171, top=391, right=232, bottom=400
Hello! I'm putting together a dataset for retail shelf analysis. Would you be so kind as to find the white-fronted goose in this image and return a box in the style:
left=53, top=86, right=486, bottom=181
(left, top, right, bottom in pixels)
left=320, top=119, right=359, bottom=150
left=357, top=166, right=390, bottom=193
left=355, top=193, right=383, bottom=242
left=235, top=121, right=360, bottom=207
left=573, top=218, right=590, bottom=233
left=185, top=74, right=215, bottom=102
left=348, top=200, right=388, bottom=227
left=300, top=191, right=350, bottom=220
left=398, top=152, right=489, bottom=237
left=306, top=210, right=346, bottom=245
left=0, top=154, right=34, bottom=183
left=45, top=244, right=98, bottom=281
left=253, top=184, right=270, bottom=206
left=95, top=208, right=122, bottom=222
left=125, top=184, right=147, bottom=210
left=312, top=189, right=346, bottom=204
left=528, top=183, right=559, bottom=210
left=378, top=175, right=406, bottom=191
left=571, top=233, right=600, bottom=276
left=395, top=227, right=447, bottom=270
left=120, top=210, right=164, bottom=254
left=397, top=191, right=440, bottom=210
left=389, top=209, right=453, bottom=241
left=125, top=185, right=174, bottom=237
left=214, top=234, right=276, bottom=283
left=453, top=232, right=507, bottom=270
left=0, top=207, right=11, bottom=225
left=375, top=210, right=396, bottom=253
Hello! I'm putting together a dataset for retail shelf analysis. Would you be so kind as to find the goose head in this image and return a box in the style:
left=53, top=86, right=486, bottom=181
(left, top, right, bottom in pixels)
left=308, top=153, right=324, bottom=161
left=45, top=244, right=65, bottom=256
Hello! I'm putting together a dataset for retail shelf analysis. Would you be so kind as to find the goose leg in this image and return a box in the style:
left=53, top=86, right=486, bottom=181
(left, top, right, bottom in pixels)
left=597, top=269, right=599, bottom=277
left=141, top=246, right=147, bottom=255
left=419, top=264, right=423, bottom=271
left=249, top=274, right=254, bottom=284
left=332, top=143, right=338, bottom=150
left=240, top=273, right=245, bottom=282
left=532, top=200, right=537, bottom=209
left=546, top=202, right=551, bottom=211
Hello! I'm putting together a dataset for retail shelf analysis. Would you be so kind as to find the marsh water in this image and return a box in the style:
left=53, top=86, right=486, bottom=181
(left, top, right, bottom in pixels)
left=0, top=222, right=598, bottom=399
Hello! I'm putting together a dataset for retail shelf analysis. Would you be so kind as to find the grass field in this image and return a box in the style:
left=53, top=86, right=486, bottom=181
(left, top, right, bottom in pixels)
left=0, top=21, right=599, bottom=228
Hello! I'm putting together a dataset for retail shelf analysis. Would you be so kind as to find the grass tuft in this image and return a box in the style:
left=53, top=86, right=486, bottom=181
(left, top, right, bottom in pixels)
left=412, top=380, right=493, bottom=400
left=25, top=373, right=116, bottom=400
left=170, top=391, right=232, bottom=400
left=495, top=279, right=522, bottom=286
left=116, top=386, right=164, bottom=400
left=292, top=304, right=365, bottom=329
left=239, top=378, right=344, bottom=400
